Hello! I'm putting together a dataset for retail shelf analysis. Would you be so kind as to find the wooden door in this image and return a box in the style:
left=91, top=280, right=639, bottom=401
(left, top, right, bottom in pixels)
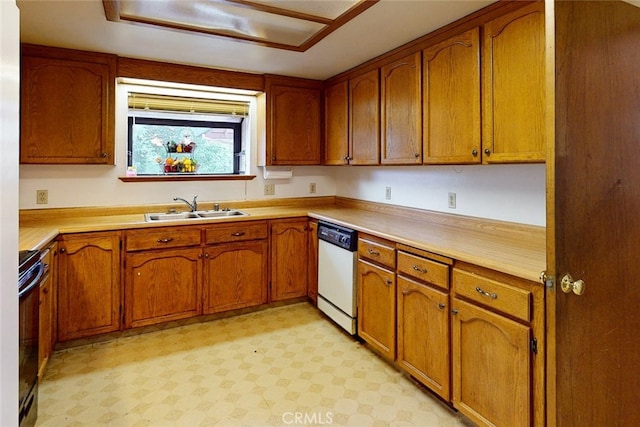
left=451, top=298, right=531, bottom=427
left=357, top=259, right=396, bottom=361
left=482, top=2, right=545, bottom=163
left=307, top=220, right=319, bottom=304
left=423, top=27, right=480, bottom=164
left=324, top=80, right=349, bottom=165
left=349, top=69, right=380, bottom=165
left=397, top=276, right=450, bottom=400
left=381, top=53, right=422, bottom=164
left=125, top=248, right=202, bottom=328
left=548, top=1, right=640, bottom=425
left=203, top=241, right=268, bottom=313
left=270, top=219, right=308, bottom=301
left=57, top=232, right=121, bottom=341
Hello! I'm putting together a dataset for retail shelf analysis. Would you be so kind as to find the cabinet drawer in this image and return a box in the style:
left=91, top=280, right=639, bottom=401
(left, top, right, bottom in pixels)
left=205, top=221, right=268, bottom=244
left=125, top=227, right=201, bottom=251
left=453, top=268, right=531, bottom=322
left=397, top=251, right=449, bottom=290
left=358, top=238, right=396, bottom=268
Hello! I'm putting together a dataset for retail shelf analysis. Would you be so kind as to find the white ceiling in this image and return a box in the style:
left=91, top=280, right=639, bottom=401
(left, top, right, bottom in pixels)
left=17, top=0, right=496, bottom=80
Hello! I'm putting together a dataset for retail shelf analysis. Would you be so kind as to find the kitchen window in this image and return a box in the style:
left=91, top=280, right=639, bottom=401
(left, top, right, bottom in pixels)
left=123, top=86, right=254, bottom=180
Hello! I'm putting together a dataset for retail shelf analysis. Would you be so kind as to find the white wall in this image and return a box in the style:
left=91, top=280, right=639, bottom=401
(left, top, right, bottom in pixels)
left=334, top=164, right=546, bottom=226
left=0, top=0, right=20, bottom=424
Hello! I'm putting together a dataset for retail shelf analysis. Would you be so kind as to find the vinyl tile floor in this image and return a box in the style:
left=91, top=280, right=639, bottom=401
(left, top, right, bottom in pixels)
left=36, top=303, right=471, bottom=427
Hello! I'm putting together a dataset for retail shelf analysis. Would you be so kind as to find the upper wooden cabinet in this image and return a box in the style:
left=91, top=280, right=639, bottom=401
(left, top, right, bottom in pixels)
left=381, top=52, right=422, bottom=165
left=349, top=69, right=380, bottom=165
left=261, top=76, right=322, bottom=166
left=482, top=2, right=545, bottom=163
left=423, top=28, right=481, bottom=164
left=324, top=80, right=349, bottom=165
left=20, top=44, right=116, bottom=164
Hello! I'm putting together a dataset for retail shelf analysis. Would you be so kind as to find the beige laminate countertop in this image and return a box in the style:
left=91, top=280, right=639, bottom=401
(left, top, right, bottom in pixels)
left=20, top=202, right=546, bottom=283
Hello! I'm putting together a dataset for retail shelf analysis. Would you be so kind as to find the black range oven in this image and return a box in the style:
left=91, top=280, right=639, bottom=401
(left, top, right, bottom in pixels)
left=18, top=250, right=43, bottom=427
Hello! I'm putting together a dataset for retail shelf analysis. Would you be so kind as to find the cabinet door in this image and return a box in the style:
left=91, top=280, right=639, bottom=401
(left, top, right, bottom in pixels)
left=125, top=248, right=202, bottom=328
left=324, top=80, right=349, bottom=165
left=57, top=232, right=121, bottom=341
left=423, top=28, right=481, bottom=164
left=381, top=52, right=422, bottom=164
left=21, top=48, right=116, bottom=164
left=307, top=220, right=319, bottom=304
left=349, top=69, right=380, bottom=165
left=203, top=241, right=268, bottom=313
left=38, top=272, right=52, bottom=379
left=482, top=2, right=545, bottom=163
left=397, top=276, right=450, bottom=400
left=267, top=84, right=322, bottom=165
left=357, top=259, right=396, bottom=361
left=270, top=219, right=309, bottom=301
left=451, top=298, right=531, bottom=427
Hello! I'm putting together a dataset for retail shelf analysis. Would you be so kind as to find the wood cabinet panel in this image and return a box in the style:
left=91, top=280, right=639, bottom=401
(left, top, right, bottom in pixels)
left=38, top=243, right=57, bottom=379
left=203, top=241, right=268, bottom=313
left=482, top=2, right=545, bottom=163
left=307, top=220, right=319, bottom=304
left=423, top=27, right=481, bottom=164
left=397, top=276, right=450, bottom=400
left=451, top=297, right=531, bottom=427
left=125, top=227, right=201, bottom=251
left=357, top=259, right=396, bottom=361
left=349, top=69, right=380, bottom=165
left=20, top=45, right=116, bottom=164
left=324, top=80, right=349, bottom=165
left=270, top=219, right=309, bottom=301
left=381, top=52, right=422, bottom=164
left=57, top=232, right=121, bottom=341
left=397, top=251, right=449, bottom=290
left=204, top=221, right=268, bottom=244
left=358, top=237, right=396, bottom=269
left=125, top=248, right=202, bottom=328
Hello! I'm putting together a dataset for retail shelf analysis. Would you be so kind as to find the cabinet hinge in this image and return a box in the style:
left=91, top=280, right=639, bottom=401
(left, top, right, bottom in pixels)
left=531, top=337, right=538, bottom=354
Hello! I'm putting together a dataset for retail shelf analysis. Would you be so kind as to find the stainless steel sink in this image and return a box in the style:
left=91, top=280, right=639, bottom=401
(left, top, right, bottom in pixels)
left=144, top=210, right=249, bottom=222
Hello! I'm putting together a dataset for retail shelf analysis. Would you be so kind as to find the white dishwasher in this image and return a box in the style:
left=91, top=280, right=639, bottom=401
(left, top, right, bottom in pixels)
left=317, top=221, right=358, bottom=335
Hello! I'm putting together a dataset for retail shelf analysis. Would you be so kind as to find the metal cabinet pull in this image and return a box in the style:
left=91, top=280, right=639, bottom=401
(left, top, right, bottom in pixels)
left=368, top=249, right=380, bottom=256
left=476, top=286, right=498, bottom=299
left=412, top=265, right=428, bottom=274
left=231, top=231, right=245, bottom=237
left=438, top=303, right=445, bottom=310
left=451, top=309, right=459, bottom=315
left=157, top=238, right=174, bottom=243
left=385, top=279, right=393, bottom=286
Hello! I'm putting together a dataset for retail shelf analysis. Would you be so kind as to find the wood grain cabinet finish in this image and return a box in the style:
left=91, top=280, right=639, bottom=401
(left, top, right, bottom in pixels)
left=307, top=220, right=319, bottom=304
left=349, top=69, right=380, bottom=165
left=125, top=247, right=202, bottom=328
left=482, top=2, right=545, bottom=163
left=324, top=80, right=349, bottom=165
left=381, top=52, right=422, bottom=165
left=451, top=264, right=545, bottom=427
left=57, top=232, right=121, bottom=341
left=20, top=45, right=116, bottom=164
left=38, top=242, right=57, bottom=380
left=264, top=77, right=322, bottom=165
left=203, top=222, right=269, bottom=314
left=423, top=27, right=481, bottom=164
left=270, top=218, right=309, bottom=301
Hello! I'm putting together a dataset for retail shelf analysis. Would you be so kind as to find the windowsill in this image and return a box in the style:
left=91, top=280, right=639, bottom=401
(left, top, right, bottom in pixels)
left=119, top=174, right=256, bottom=182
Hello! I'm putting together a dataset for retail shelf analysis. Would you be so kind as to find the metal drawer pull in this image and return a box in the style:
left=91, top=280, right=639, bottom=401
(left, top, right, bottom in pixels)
left=368, top=249, right=380, bottom=256
left=231, top=232, right=246, bottom=237
left=385, top=279, right=393, bottom=286
left=438, top=303, right=445, bottom=310
left=412, top=265, right=428, bottom=273
left=157, top=238, right=174, bottom=243
left=476, top=287, right=498, bottom=299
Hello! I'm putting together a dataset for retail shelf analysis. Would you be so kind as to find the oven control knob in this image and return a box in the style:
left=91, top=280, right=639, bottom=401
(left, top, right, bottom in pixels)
left=340, top=236, right=348, bottom=244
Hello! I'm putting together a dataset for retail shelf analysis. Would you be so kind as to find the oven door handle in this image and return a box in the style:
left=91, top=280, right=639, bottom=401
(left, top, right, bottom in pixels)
left=19, top=263, right=44, bottom=299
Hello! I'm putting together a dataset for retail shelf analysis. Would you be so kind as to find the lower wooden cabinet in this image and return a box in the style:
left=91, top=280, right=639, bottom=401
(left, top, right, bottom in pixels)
left=270, top=218, right=309, bottom=301
left=397, top=276, right=450, bottom=400
left=307, top=220, right=319, bottom=304
left=125, top=248, right=202, bottom=328
left=203, top=241, right=268, bottom=313
left=38, top=242, right=56, bottom=380
left=57, top=232, right=121, bottom=341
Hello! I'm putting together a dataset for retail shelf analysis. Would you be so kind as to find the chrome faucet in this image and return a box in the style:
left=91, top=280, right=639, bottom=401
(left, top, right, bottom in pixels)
left=173, top=195, right=198, bottom=212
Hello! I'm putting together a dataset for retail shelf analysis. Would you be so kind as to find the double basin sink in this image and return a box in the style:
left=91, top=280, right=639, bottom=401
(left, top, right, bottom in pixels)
left=145, top=210, right=249, bottom=222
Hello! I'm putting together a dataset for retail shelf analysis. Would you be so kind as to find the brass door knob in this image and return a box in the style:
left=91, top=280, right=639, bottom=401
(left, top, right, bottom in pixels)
left=560, top=273, right=585, bottom=295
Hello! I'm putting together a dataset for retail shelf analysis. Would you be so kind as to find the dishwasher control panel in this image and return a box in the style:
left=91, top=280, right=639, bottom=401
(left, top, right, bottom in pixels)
left=318, top=221, right=358, bottom=251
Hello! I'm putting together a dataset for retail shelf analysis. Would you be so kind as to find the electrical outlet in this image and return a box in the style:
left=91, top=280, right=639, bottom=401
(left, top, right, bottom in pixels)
left=448, top=192, right=457, bottom=209
left=264, top=184, right=275, bottom=196
left=385, top=187, right=391, bottom=200
left=36, top=189, right=48, bottom=205
left=309, top=183, right=316, bottom=194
